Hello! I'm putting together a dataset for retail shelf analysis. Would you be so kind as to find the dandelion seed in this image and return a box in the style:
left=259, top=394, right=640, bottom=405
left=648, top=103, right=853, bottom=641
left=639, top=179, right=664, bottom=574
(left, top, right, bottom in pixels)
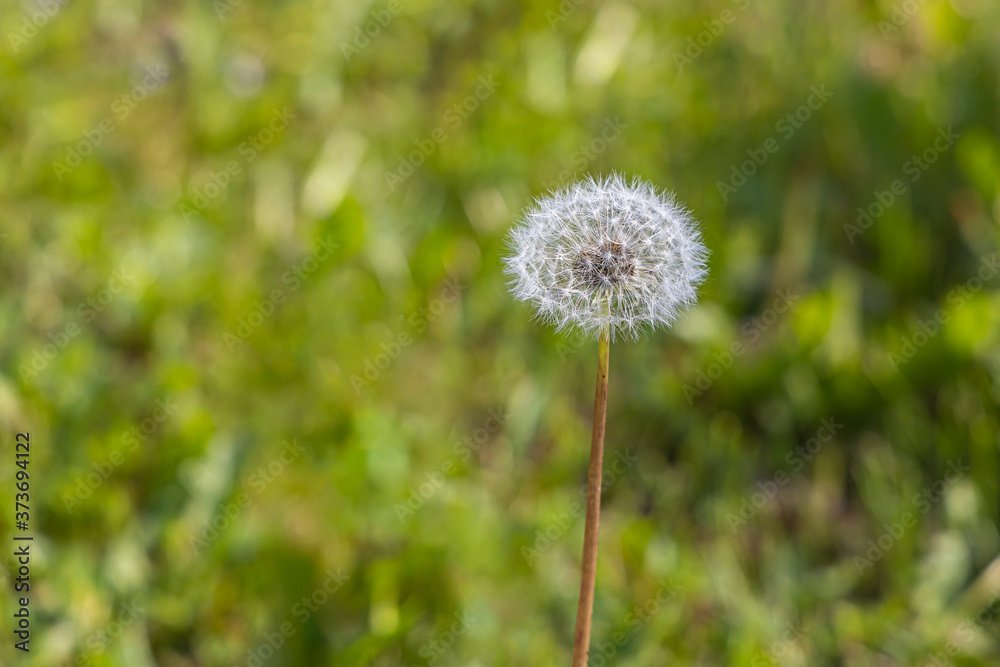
left=503, top=173, right=708, bottom=341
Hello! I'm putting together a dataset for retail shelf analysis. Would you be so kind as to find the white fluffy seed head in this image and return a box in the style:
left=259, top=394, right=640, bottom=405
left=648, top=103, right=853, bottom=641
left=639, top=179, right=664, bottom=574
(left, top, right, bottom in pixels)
left=503, top=174, right=709, bottom=341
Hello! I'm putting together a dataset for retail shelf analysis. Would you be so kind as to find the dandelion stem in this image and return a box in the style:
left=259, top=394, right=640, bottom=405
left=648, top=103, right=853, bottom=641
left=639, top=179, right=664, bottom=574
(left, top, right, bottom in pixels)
left=571, top=328, right=610, bottom=667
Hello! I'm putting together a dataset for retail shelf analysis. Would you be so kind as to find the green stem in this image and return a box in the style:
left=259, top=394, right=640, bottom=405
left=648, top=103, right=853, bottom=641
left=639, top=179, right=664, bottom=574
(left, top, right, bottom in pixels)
left=571, top=329, right=610, bottom=667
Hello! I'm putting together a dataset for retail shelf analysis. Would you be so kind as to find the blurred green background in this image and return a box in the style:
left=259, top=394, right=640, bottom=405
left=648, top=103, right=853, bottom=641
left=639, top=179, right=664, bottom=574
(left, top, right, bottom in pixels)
left=2, top=0, right=1000, bottom=664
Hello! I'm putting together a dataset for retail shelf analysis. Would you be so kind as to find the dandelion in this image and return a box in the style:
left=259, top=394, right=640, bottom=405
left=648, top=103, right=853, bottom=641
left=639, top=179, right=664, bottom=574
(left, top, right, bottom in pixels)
left=504, top=173, right=707, bottom=342
left=503, top=174, right=708, bottom=666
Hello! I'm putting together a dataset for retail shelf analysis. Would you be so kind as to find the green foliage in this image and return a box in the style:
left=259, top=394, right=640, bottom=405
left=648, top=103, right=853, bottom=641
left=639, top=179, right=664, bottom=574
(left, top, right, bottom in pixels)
left=2, top=0, right=1000, bottom=664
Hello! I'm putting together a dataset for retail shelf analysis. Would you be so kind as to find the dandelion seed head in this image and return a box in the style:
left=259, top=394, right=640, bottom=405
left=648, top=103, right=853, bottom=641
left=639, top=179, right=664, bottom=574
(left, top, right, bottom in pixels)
left=503, top=173, right=709, bottom=341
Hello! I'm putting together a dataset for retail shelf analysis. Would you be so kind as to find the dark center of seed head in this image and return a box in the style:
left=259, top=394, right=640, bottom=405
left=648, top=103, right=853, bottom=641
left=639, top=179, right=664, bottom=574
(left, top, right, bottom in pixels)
left=572, top=241, right=636, bottom=289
